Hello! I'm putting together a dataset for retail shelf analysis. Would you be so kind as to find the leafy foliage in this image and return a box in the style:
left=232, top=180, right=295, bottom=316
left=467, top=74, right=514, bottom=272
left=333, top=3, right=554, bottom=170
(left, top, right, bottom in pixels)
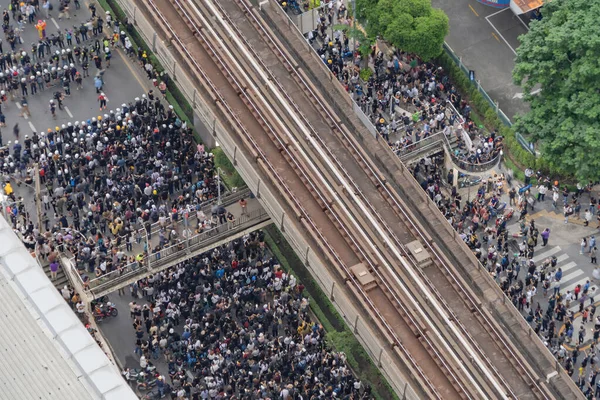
left=513, top=0, right=600, bottom=180
left=212, top=148, right=246, bottom=189
left=332, top=24, right=373, bottom=58
left=357, top=0, right=448, bottom=61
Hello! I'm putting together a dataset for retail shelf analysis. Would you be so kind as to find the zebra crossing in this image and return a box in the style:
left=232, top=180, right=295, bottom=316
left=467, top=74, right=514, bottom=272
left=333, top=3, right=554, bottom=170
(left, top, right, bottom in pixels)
left=532, top=246, right=597, bottom=312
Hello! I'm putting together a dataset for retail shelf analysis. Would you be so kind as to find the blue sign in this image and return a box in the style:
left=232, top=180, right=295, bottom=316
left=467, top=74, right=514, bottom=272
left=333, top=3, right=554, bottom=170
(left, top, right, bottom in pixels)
left=476, top=0, right=510, bottom=8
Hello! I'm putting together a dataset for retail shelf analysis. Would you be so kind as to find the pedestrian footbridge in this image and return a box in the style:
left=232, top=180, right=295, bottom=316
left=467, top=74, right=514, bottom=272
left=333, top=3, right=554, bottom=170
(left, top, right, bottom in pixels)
left=398, top=131, right=501, bottom=177
left=63, top=208, right=271, bottom=300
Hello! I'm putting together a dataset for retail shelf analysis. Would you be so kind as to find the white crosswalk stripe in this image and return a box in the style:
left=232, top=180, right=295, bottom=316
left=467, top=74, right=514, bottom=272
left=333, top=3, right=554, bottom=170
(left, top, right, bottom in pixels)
left=538, top=245, right=600, bottom=312
left=561, top=273, right=588, bottom=293
left=559, top=261, right=577, bottom=273
left=533, top=246, right=562, bottom=262
left=517, top=244, right=599, bottom=319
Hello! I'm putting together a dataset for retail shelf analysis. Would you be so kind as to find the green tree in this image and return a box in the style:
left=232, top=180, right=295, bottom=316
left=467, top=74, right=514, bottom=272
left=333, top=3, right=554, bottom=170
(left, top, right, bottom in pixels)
left=513, top=0, right=600, bottom=180
left=356, top=0, right=448, bottom=61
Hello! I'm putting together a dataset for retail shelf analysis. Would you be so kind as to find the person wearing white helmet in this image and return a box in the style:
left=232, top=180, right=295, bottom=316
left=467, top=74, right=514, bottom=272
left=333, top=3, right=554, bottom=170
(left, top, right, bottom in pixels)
left=19, top=77, right=28, bottom=97
left=49, top=99, right=56, bottom=119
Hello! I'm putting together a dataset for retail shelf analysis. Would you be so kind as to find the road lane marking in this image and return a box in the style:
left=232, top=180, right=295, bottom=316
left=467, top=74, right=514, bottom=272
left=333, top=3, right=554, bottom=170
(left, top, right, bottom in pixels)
left=468, top=4, right=479, bottom=17
left=65, top=106, right=74, bottom=118
left=117, top=47, right=149, bottom=91
left=486, top=15, right=518, bottom=56
left=517, top=14, right=530, bottom=31
left=28, top=121, right=36, bottom=132
left=51, top=18, right=60, bottom=29
left=492, top=32, right=500, bottom=42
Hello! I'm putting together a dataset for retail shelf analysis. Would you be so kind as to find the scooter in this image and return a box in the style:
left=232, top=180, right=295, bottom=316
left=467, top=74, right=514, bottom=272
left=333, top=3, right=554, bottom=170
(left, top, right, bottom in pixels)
left=92, top=303, right=118, bottom=321
left=137, top=375, right=158, bottom=391
left=122, top=368, right=142, bottom=382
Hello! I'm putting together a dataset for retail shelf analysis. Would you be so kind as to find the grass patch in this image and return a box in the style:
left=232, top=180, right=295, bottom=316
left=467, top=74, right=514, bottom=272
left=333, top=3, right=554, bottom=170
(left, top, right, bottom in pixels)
left=212, top=147, right=246, bottom=189
left=265, top=225, right=400, bottom=400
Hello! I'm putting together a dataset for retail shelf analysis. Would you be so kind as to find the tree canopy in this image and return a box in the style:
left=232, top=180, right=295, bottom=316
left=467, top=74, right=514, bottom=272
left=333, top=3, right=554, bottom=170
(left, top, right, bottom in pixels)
left=513, top=0, right=600, bottom=180
left=356, top=0, right=448, bottom=61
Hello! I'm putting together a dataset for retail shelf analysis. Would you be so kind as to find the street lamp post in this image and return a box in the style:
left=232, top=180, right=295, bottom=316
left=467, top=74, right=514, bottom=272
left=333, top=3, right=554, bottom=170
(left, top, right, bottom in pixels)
left=216, top=167, right=222, bottom=205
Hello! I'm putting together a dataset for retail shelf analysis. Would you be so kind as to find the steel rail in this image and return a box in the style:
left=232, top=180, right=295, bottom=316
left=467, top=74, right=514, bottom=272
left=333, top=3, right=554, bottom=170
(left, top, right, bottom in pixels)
left=232, top=1, right=551, bottom=398
left=143, top=1, right=441, bottom=398
left=186, top=0, right=492, bottom=398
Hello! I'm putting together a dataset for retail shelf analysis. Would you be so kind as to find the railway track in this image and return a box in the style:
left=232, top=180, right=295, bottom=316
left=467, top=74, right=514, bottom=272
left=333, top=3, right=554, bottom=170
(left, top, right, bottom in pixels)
left=137, top=0, right=559, bottom=398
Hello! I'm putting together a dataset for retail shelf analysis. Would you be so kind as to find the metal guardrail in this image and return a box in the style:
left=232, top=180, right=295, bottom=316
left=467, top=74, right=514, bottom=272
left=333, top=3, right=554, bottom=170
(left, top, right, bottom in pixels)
left=442, top=42, right=535, bottom=156
left=444, top=134, right=501, bottom=173
left=105, top=187, right=252, bottom=257
left=83, top=208, right=269, bottom=295
left=448, top=150, right=500, bottom=173
left=398, top=131, right=447, bottom=160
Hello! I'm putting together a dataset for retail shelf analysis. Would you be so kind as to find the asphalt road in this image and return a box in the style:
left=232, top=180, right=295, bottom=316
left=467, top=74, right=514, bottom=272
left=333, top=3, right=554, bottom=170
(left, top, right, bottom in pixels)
left=1, top=0, right=164, bottom=229
left=0, top=0, right=156, bottom=145
left=432, top=0, right=531, bottom=121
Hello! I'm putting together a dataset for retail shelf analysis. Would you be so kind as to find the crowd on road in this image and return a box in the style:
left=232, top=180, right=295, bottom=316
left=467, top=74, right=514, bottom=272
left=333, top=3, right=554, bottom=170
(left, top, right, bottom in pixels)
left=411, top=155, right=600, bottom=397
left=0, top=0, right=140, bottom=129
left=123, top=234, right=370, bottom=399
left=0, top=0, right=233, bottom=286
left=0, top=87, right=224, bottom=283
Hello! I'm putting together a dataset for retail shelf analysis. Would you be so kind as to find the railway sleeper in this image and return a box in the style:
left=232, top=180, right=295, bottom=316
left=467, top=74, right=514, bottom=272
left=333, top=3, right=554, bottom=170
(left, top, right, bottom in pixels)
left=154, top=5, right=537, bottom=398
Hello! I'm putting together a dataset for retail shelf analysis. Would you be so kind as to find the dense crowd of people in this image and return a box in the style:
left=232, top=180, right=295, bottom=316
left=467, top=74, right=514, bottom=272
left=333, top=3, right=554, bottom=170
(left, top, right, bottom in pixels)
left=0, top=0, right=228, bottom=285
left=304, top=3, right=598, bottom=395
left=125, top=232, right=371, bottom=399
left=0, top=0, right=139, bottom=130
left=1, top=91, right=223, bottom=281
left=0, top=5, right=370, bottom=398
left=303, top=1, right=503, bottom=169
left=4, top=1, right=573, bottom=398
left=410, top=154, right=600, bottom=397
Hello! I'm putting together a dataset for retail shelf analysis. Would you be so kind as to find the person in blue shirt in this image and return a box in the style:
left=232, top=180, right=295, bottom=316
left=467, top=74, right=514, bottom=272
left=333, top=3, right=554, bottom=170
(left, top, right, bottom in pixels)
left=554, top=268, right=563, bottom=282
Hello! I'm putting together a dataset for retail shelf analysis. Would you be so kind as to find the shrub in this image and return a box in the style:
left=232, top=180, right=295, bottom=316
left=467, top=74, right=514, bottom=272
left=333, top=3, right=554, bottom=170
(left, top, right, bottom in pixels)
left=360, top=68, right=374, bottom=81
left=212, top=147, right=245, bottom=189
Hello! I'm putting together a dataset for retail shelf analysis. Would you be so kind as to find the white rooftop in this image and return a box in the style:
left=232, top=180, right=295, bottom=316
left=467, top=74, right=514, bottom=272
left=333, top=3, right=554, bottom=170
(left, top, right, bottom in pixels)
left=0, top=215, right=137, bottom=400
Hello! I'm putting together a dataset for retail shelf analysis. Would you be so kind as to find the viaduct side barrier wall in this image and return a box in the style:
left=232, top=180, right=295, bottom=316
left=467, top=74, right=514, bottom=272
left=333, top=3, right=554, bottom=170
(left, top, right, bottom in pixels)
left=260, top=2, right=582, bottom=399
left=117, top=0, right=421, bottom=398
